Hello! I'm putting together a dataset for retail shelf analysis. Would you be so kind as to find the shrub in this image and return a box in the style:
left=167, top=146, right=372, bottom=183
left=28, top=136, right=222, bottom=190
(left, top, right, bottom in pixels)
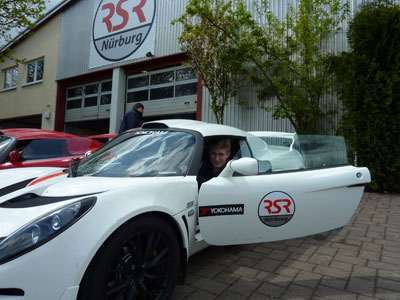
left=336, top=0, right=400, bottom=192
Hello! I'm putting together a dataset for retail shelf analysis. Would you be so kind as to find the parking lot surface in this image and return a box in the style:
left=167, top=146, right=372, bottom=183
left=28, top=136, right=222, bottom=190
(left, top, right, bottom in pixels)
left=172, top=192, right=400, bottom=299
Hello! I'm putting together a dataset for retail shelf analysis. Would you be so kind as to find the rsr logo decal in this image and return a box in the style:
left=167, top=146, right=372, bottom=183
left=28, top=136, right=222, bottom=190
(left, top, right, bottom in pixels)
left=258, top=191, right=295, bottom=227
left=92, top=0, right=156, bottom=61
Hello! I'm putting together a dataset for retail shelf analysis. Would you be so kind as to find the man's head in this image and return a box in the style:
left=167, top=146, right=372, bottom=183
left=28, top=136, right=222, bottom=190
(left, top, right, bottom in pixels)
left=207, top=139, right=231, bottom=171
left=133, top=103, right=144, bottom=113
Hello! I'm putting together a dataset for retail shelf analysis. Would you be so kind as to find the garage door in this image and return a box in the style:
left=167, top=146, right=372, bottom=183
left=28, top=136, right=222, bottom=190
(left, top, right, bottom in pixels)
left=125, top=65, right=198, bottom=117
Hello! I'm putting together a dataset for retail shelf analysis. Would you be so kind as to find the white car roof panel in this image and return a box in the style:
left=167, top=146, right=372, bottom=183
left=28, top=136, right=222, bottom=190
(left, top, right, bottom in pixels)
left=143, top=119, right=248, bottom=138
left=249, top=131, right=296, bottom=137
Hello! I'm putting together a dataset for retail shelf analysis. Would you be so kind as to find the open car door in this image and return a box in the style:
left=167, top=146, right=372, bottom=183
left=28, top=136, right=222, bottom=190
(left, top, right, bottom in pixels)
left=198, top=135, right=371, bottom=246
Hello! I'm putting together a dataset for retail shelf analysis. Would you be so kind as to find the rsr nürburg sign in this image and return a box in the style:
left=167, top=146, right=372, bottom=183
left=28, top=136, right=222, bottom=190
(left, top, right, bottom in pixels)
left=90, top=0, right=156, bottom=68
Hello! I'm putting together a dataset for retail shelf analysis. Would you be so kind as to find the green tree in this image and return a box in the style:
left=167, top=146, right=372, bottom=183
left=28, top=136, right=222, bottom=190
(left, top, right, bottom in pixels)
left=176, top=0, right=349, bottom=133
left=247, top=0, right=349, bottom=134
left=0, top=0, right=47, bottom=63
left=174, top=0, right=245, bottom=123
left=335, top=0, right=400, bottom=192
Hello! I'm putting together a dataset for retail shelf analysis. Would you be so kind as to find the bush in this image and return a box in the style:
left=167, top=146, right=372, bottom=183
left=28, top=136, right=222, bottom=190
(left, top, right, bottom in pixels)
left=336, top=0, right=400, bottom=192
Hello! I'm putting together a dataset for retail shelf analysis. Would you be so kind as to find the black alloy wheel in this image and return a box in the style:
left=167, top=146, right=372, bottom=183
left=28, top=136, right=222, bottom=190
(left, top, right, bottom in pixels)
left=78, top=217, right=180, bottom=300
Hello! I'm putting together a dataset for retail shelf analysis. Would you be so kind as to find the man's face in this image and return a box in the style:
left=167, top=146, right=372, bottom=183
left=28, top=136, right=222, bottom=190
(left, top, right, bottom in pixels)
left=137, top=107, right=144, bottom=113
left=209, top=147, right=230, bottom=170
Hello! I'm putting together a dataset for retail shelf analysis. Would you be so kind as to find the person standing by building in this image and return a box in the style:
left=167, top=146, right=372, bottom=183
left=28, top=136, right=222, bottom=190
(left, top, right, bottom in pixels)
left=118, top=103, right=144, bottom=133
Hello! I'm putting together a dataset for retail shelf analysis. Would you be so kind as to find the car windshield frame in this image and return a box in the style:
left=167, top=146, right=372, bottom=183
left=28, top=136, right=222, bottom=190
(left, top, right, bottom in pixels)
left=75, top=129, right=201, bottom=178
left=0, top=135, right=13, bottom=153
left=0, top=135, right=17, bottom=163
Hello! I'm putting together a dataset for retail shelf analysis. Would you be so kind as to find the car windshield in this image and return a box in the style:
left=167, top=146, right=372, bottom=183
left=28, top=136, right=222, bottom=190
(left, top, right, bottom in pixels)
left=76, top=130, right=196, bottom=177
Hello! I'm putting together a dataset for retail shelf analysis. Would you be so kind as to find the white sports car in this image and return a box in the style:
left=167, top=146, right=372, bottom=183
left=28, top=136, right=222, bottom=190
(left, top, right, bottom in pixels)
left=0, top=120, right=370, bottom=300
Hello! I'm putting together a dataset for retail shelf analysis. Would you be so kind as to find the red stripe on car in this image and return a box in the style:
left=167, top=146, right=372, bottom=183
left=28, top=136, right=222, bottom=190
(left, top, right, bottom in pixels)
left=27, top=172, right=66, bottom=186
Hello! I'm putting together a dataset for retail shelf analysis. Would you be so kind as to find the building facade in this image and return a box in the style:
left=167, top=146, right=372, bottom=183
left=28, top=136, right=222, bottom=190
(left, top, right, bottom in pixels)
left=54, top=0, right=203, bottom=135
left=0, top=11, right=62, bottom=129
left=1, top=0, right=365, bottom=134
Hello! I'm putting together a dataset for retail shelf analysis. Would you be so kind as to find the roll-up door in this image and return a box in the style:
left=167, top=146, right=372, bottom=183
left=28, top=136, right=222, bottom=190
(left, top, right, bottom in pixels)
left=65, top=80, right=112, bottom=122
left=125, top=65, right=198, bottom=116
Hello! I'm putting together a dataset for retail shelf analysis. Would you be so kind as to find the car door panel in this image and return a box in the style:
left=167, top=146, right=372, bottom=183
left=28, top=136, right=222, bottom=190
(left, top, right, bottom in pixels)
left=198, top=165, right=370, bottom=246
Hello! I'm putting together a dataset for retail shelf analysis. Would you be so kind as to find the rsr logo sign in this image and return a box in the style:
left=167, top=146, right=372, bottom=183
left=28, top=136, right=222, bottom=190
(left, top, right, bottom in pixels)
left=92, top=0, right=156, bottom=61
left=101, top=0, right=147, bottom=33
left=258, top=191, right=295, bottom=227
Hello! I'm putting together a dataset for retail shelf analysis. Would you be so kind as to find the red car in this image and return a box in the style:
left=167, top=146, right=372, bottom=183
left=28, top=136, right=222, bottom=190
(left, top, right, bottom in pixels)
left=0, top=128, right=104, bottom=170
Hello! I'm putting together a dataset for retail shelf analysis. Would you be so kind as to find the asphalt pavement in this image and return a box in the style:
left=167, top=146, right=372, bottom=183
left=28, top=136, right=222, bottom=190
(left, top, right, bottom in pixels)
left=172, top=192, right=400, bottom=299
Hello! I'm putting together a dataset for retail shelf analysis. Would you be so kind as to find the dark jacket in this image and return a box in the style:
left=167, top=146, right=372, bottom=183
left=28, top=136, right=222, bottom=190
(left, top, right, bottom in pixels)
left=118, top=108, right=143, bottom=133
left=197, top=161, right=225, bottom=188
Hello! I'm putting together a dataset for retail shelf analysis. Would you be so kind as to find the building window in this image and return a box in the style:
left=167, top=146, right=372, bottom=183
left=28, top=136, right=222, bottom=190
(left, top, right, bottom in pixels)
left=66, top=80, right=112, bottom=110
left=100, top=81, right=112, bottom=105
left=2, top=66, right=18, bottom=89
left=66, top=86, right=83, bottom=110
left=26, top=58, right=44, bottom=84
left=84, top=83, right=99, bottom=107
left=126, top=66, right=198, bottom=103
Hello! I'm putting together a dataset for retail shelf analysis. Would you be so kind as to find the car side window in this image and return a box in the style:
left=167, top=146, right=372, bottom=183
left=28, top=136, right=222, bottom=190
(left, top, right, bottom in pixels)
left=232, top=140, right=272, bottom=175
left=21, top=139, right=68, bottom=160
left=246, top=135, right=349, bottom=173
left=232, top=139, right=251, bottom=159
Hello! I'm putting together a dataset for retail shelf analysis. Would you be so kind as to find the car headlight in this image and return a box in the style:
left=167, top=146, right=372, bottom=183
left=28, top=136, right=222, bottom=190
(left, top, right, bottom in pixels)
left=0, top=196, right=96, bottom=264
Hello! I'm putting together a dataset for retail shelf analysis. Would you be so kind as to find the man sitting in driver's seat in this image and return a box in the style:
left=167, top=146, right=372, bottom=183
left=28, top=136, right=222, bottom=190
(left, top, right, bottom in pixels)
left=197, top=138, right=231, bottom=188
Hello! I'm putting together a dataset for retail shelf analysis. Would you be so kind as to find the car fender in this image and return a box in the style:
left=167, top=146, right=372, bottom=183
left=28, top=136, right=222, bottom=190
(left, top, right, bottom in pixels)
left=0, top=177, right=199, bottom=298
left=63, top=176, right=198, bottom=287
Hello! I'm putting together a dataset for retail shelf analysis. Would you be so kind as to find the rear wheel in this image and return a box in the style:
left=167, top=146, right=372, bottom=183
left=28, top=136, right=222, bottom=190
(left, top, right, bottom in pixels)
left=78, top=217, right=180, bottom=300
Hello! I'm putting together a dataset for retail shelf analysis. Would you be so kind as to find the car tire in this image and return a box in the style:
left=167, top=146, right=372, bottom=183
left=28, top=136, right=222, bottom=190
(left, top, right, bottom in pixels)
left=78, top=216, right=180, bottom=300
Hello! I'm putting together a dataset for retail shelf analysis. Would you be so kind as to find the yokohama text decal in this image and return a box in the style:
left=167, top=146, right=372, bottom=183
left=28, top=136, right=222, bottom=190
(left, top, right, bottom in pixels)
left=199, top=204, right=244, bottom=217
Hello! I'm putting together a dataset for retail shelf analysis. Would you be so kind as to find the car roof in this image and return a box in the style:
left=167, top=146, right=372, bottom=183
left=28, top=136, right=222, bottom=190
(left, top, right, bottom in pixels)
left=0, top=128, right=80, bottom=140
left=142, top=119, right=248, bottom=138
left=84, top=133, right=118, bottom=139
left=249, top=131, right=296, bottom=137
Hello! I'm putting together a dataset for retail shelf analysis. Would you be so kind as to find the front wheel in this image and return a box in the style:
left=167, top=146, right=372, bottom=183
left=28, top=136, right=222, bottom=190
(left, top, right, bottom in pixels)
left=78, top=216, right=180, bottom=300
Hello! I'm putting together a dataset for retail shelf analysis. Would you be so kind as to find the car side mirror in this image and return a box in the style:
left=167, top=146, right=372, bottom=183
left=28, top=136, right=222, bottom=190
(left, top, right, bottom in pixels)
left=9, top=151, right=22, bottom=164
left=220, top=157, right=259, bottom=177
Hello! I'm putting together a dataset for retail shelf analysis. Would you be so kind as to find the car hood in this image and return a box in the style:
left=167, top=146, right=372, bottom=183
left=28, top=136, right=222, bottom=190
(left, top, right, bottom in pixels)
left=0, top=174, right=180, bottom=238
left=40, top=176, right=167, bottom=197
left=0, top=167, right=65, bottom=190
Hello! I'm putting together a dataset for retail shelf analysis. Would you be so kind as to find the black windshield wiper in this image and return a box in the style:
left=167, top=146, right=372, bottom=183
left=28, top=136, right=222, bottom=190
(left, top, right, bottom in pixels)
left=68, top=158, right=82, bottom=178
